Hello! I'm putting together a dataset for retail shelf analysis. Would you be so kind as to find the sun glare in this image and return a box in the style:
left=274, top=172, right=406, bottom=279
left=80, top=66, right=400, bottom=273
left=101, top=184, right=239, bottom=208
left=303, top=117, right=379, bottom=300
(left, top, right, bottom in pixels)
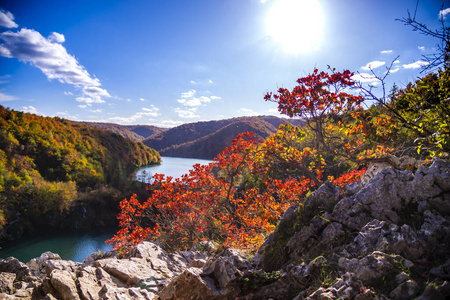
left=266, top=0, right=324, bottom=54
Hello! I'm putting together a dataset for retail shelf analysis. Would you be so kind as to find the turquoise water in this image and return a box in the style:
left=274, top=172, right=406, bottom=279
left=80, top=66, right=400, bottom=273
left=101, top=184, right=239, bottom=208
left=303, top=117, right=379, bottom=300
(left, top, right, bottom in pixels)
left=0, top=227, right=116, bottom=263
left=136, top=156, right=213, bottom=182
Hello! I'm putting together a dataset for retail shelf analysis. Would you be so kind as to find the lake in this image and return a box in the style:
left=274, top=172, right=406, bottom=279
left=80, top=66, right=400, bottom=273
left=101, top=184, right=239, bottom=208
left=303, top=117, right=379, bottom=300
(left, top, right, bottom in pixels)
left=0, top=156, right=212, bottom=263
left=135, top=156, right=213, bottom=182
left=0, top=227, right=117, bottom=263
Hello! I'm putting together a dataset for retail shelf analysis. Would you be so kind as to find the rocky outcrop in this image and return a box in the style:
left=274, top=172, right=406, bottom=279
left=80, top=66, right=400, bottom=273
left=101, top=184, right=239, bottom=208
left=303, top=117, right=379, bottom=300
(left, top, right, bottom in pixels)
left=2, top=160, right=450, bottom=299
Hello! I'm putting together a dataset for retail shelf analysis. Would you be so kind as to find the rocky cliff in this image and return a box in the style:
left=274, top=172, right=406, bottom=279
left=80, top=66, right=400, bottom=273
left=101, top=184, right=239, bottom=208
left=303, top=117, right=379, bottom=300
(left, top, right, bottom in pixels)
left=1, top=160, right=449, bottom=299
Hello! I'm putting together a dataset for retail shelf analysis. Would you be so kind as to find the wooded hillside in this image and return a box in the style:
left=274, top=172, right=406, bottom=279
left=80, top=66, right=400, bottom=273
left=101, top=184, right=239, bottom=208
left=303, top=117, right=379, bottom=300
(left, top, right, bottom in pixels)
left=0, top=105, right=160, bottom=240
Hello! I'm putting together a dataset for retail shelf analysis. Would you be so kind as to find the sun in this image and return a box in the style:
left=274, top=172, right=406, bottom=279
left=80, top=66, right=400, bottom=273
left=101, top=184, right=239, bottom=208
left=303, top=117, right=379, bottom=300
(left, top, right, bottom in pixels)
left=266, top=0, right=324, bottom=54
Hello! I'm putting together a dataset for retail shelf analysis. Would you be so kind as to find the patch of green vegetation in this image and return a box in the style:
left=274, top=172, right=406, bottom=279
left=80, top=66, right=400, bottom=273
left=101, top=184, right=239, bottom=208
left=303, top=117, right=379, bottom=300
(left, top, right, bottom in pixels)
left=238, top=270, right=281, bottom=293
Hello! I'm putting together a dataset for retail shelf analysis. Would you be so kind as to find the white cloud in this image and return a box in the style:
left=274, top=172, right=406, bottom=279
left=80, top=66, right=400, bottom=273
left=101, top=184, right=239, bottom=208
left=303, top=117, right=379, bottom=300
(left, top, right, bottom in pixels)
left=381, top=50, right=393, bottom=54
left=208, top=79, right=214, bottom=84
left=89, top=109, right=103, bottom=113
left=54, top=111, right=78, bottom=120
left=0, top=74, right=11, bottom=84
left=126, top=98, right=132, bottom=102
left=106, top=107, right=160, bottom=124
left=82, top=86, right=110, bottom=98
left=175, top=107, right=199, bottom=118
left=20, top=106, right=38, bottom=114
left=139, top=98, right=145, bottom=101
left=177, top=95, right=211, bottom=107
left=190, top=80, right=197, bottom=84
left=389, top=67, right=400, bottom=73
left=108, top=115, right=142, bottom=124
left=138, top=106, right=160, bottom=117
left=394, top=60, right=400, bottom=64
left=0, top=91, right=17, bottom=102
left=418, top=46, right=425, bottom=51
left=0, top=28, right=110, bottom=105
left=48, top=32, right=65, bottom=43
left=0, top=10, right=18, bottom=28
left=78, top=105, right=88, bottom=109
left=439, top=7, right=450, bottom=19
left=175, top=89, right=220, bottom=117
left=64, top=91, right=73, bottom=96
left=161, top=120, right=183, bottom=127
left=238, top=108, right=259, bottom=116
left=352, top=73, right=379, bottom=85
left=361, top=61, right=386, bottom=70
left=402, top=60, right=430, bottom=69
left=177, top=89, right=219, bottom=107
left=181, top=90, right=196, bottom=98
left=75, top=86, right=110, bottom=106
left=76, top=97, right=105, bottom=105
left=0, top=28, right=100, bottom=87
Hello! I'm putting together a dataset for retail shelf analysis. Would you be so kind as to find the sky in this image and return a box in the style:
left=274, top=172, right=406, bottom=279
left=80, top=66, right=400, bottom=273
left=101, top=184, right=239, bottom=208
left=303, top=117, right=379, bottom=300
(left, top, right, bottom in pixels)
left=0, top=0, right=448, bottom=128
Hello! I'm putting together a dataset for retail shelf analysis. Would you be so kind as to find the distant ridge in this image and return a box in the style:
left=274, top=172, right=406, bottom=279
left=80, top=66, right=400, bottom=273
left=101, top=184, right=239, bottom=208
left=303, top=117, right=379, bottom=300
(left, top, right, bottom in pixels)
left=144, top=116, right=304, bottom=159
left=85, top=116, right=303, bottom=160
left=81, top=122, right=167, bottom=141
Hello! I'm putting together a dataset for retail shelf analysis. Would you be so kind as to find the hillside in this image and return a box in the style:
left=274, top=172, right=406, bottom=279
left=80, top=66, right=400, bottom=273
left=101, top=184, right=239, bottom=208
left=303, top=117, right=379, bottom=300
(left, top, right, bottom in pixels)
left=0, top=105, right=160, bottom=240
left=82, top=122, right=167, bottom=141
left=144, top=116, right=304, bottom=159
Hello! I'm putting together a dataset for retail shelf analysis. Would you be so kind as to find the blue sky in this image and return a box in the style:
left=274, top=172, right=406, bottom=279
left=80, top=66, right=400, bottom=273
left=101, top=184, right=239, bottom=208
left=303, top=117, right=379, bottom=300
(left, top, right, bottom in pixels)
left=0, top=0, right=448, bottom=127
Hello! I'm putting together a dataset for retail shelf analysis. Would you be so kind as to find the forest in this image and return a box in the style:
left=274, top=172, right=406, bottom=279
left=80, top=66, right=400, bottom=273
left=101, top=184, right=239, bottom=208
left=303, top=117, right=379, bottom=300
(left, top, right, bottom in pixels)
left=0, top=106, right=160, bottom=241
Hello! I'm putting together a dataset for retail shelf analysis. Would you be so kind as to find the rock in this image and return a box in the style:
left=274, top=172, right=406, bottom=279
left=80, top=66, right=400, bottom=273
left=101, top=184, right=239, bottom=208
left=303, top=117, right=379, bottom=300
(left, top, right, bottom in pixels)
left=125, top=241, right=204, bottom=277
left=305, top=272, right=372, bottom=300
left=77, top=266, right=102, bottom=300
left=416, top=281, right=450, bottom=300
left=93, top=258, right=165, bottom=287
left=203, top=248, right=251, bottom=290
left=285, top=215, right=330, bottom=261
left=338, top=251, right=409, bottom=283
left=159, top=267, right=225, bottom=300
left=49, top=269, right=79, bottom=300
left=190, top=240, right=217, bottom=252
left=430, top=259, right=450, bottom=280
left=343, top=219, right=428, bottom=261
left=27, top=252, right=62, bottom=276
left=44, top=259, right=80, bottom=277
left=389, top=280, right=419, bottom=300
left=188, top=258, right=207, bottom=268
left=304, top=181, right=340, bottom=212
left=333, top=168, right=415, bottom=230
left=360, top=162, right=392, bottom=185
left=395, top=271, right=410, bottom=284
left=0, top=272, right=15, bottom=294
left=0, top=257, right=30, bottom=280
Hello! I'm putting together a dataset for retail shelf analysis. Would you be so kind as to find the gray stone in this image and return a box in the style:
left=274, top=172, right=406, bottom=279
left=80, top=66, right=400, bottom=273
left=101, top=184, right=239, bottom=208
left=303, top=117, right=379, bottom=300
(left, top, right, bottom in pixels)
left=159, top=267, right=228, bottom=300
left=389, top=280, right=419, bottom=300
left=304, top=180, right=340, bottom=212
left=338, top=251, right=403, bottom=283
left=50, top=269, right=79, bottom=300
left=0, top=257, right=30, bottom=280
left=0, top=272, right=15, bottom=294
